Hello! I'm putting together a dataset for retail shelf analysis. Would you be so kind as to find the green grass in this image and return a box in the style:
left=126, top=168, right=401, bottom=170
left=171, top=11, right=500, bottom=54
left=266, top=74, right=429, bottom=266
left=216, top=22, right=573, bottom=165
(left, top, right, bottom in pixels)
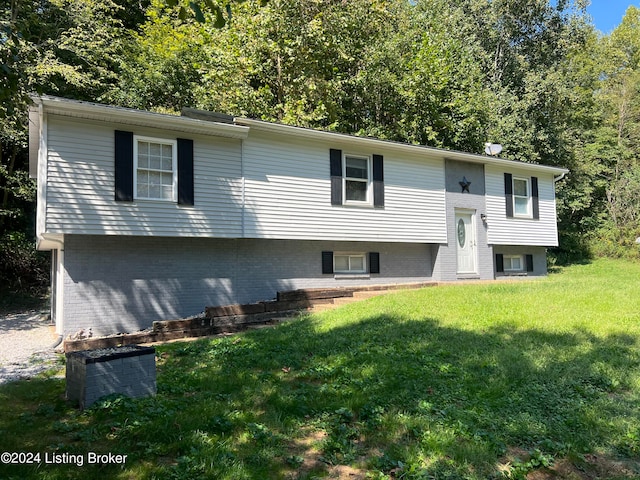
left=1, top=258, right=639, bottom=479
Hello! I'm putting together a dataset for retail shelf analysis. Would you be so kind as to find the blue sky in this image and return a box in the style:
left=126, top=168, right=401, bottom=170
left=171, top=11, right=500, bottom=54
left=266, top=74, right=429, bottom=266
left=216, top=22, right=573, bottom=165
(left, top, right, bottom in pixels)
left=587, top=1, right=638, bottom=33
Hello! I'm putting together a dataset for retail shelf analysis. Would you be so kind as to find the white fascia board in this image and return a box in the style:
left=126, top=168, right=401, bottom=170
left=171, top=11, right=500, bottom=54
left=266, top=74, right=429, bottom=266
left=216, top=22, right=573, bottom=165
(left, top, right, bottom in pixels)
left=32, top=96, right=250, bottom=139
left=234, top=117, right=569, bottom=177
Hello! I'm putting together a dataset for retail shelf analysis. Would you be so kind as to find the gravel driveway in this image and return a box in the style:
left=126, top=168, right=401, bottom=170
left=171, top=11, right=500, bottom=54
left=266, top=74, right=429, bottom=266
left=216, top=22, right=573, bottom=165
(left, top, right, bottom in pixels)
left=0, top=310, right=62, bottom=384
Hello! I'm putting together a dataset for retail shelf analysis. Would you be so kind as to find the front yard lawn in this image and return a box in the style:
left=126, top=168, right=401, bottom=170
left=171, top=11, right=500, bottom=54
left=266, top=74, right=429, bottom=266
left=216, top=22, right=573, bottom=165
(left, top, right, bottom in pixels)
left=1, top=258, right=639, bottom=479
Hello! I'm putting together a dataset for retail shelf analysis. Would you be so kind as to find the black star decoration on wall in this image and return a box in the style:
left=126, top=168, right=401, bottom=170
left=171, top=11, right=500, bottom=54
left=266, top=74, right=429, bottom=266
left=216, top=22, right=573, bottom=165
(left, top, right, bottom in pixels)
left=459, top=176, right=471, bottom=193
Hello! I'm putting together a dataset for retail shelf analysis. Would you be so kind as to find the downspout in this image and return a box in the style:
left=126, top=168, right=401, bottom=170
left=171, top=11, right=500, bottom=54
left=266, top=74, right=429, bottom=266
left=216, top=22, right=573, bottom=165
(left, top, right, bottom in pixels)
left=44, top=235, right=65, bottom=349
left=554, top=172, right=567, bottom=183
left=50, top=333, right=63, bottom=350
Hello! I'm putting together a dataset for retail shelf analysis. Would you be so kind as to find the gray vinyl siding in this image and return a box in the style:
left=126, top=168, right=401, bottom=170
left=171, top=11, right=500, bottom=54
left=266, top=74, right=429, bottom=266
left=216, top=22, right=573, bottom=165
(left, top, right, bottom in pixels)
left=45, top=116, right=244, bottom=237
left=242, top=131, right=447, bottom=243
left=61, top=235, right=435, bottom=336
left=485, top=165, right=559, bottom=246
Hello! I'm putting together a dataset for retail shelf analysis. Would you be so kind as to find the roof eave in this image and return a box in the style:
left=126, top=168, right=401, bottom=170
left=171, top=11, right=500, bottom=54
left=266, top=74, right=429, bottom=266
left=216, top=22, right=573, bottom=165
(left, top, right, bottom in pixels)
left=32, top=96, right=250, bottom=139
left=234, top=117, right=569, bottom=175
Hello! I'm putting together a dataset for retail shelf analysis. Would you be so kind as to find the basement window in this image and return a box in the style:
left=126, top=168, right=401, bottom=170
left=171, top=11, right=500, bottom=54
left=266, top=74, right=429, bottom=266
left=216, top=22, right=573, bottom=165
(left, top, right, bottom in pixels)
left=334, top=253, right=367, bottom=274
left=503, top=255, right=524, bottom=272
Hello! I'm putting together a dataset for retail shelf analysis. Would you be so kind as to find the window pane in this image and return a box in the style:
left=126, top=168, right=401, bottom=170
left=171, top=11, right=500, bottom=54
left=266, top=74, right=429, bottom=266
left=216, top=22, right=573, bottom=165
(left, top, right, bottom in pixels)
left=150, top=143, right=161, bottom=157
left=161, top=186, right=173, bottom=200
left=514, top=179, right=528, bottom=196
left=515, top=197, right=529, bottom=215
left=137, top=183, right=148, bottom=198
left=346, top=180, right=367, bottom=201
left=139, top=153, right=149, bottom=168
left=161, top=172, right=173, bottom=186
left=162, top=144, right=172, bottom=158
left=350, top=256, right=365, bottom=272
left=149, top=155, right=161, bottom=170
left=345, top=157, right=368, bottom=179
left=335, top=256, right=349, bottom=272
left=149, top=171, right=162, bottom=186
left=162, top=156, right=173, bottom=171
left=138, top=141, right=149, bottom=155
left=137, top=170, right=148, bottom=186
left=149, top=184, right=161, bottom=198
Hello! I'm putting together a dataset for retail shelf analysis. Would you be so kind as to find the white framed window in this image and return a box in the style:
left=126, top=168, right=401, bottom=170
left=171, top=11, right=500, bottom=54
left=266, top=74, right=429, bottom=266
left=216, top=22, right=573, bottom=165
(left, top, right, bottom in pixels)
left=134, top=136, right=177, bottom=201
left=513, top=177, right=531, bottom=217
left=504, top=255, right=524, bottom=272
left=343, top=154, right=371, bottom=205
left=334, top=253, right=367, bottom=274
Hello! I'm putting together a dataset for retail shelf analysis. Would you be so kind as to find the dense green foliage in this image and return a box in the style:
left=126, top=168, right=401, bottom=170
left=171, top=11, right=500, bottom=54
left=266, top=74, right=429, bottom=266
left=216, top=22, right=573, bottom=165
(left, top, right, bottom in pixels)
left=1, top=259, right=639, bottom=478
left=4, top=0, right=640, bottom=291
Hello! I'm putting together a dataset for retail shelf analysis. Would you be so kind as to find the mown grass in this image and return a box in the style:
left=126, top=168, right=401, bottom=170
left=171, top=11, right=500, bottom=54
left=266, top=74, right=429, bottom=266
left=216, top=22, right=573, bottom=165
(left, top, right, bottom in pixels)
left=1, top=258, right=639, bottom=479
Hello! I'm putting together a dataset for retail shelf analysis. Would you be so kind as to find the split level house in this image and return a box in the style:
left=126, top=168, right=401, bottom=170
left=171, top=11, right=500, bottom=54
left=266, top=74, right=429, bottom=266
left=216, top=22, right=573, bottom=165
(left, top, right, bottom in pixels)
left=29, top=96, right=569, bottom=337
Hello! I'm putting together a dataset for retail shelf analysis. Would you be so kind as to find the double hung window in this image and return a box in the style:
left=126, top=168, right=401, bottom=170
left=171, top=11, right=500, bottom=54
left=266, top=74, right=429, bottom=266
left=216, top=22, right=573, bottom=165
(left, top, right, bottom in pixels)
left=504, top=173, right=538, bottom=220
left=513, top=177, right=531, bottom=217
left=344, top=155, right=371, bottom=204
left=134, top=136, right=177, bottom=202
left=330, top=149, right=384, bottom=207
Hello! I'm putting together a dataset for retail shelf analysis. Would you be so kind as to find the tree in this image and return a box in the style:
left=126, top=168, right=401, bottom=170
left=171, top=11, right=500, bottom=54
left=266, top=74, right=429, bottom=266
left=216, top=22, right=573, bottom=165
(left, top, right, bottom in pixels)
left=0, top=0, right=147, bottom=293
left=582, top=7, right=640, bottom=256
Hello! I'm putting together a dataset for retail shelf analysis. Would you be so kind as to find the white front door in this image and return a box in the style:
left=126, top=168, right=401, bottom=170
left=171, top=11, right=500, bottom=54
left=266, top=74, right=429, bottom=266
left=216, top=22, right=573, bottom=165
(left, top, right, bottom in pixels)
left=455, top=211, right=477, bottom=274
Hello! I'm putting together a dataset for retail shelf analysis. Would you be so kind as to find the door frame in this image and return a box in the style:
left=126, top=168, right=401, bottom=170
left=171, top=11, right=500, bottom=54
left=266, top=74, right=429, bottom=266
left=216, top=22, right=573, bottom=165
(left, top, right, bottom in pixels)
left=455, top=209, right=478, bottom=275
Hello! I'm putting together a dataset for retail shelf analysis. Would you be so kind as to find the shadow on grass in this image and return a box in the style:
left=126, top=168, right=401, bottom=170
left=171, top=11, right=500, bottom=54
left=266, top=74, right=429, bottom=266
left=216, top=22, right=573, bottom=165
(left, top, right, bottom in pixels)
left=1, top=312, right=639, bottom=479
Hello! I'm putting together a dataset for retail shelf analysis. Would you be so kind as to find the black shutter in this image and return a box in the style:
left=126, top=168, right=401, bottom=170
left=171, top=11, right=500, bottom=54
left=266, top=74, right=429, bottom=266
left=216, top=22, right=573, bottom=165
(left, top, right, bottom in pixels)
left=504, top=173, right=513, bottom=218
left=496, top=253, right=504, bottom=273
left=114, top=130, right=134, bottom=202
left=531, top=176, right=539, bottom=220
left=373, top=154, right=384, bottom=207
left=526, top=254, right=534, bottom=272
left=322, top=251, right=334, bottom=274
left=330, top=149, right=342, bottom=205
left=177, top=138, right=194, bottom=206
left=369, top=252, right=380, bottom=274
